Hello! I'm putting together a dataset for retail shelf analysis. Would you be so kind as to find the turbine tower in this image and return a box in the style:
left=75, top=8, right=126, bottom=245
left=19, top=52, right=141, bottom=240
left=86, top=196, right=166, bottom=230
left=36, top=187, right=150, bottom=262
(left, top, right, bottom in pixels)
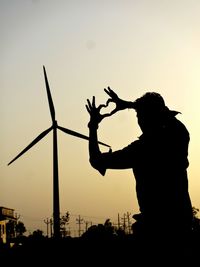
left=8, top=66, right=110, bottom=239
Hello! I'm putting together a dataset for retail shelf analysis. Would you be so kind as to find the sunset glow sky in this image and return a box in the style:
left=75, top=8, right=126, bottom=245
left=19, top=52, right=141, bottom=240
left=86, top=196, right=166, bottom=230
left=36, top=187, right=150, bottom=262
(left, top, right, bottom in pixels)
left=1, top=0, right=200, bottom=235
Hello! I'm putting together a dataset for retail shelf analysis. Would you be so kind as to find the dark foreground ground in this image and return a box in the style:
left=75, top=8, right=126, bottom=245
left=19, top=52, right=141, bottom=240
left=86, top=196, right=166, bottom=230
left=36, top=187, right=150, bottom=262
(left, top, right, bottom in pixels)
left=1, top=233, right=200, bottom=265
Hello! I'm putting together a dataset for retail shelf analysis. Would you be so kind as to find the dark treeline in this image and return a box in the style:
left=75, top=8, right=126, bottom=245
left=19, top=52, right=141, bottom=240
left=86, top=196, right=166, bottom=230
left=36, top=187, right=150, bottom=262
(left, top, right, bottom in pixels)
left=2, top=209, right=200, bottom=265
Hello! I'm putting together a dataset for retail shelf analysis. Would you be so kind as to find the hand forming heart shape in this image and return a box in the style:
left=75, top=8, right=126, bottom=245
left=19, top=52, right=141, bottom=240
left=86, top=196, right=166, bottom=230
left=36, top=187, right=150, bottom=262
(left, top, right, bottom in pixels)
left=99, top=101, right=117, bottom=117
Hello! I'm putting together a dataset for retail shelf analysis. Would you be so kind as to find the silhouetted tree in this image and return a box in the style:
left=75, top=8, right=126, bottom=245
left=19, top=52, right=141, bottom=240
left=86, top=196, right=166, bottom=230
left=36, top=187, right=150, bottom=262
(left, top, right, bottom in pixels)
left=29, top=229, right=46, bottom=240
left=104, top=219, right=115, bottom=236
left=60, top=211, right=70, bottom=237
left=15, top=221, right=26, bottom=236
left=81, top=219, right=123, bottom=240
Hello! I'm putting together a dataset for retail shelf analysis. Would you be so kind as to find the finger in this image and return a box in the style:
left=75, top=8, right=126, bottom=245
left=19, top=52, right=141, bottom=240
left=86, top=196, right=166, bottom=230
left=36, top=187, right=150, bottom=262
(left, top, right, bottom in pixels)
left=102, top=112, right=113, bottom=119
left=107, top=87, right=117, bottom=97
left=104, top=88, right=111, bottom=97
left=105, top=88, right=116, bottom=99
left=98, top=103, right=107, bottom=111
left=92, top=96, right=96, bottom=107
left=107, top=87, right=113, bottom=93
left=85, top=104, right=91, bottom=114
left=106, top=98, right=114, bottom=106
left=109, top=108, right=118, bottom=116
left=87, top=99, right=92, bottom=110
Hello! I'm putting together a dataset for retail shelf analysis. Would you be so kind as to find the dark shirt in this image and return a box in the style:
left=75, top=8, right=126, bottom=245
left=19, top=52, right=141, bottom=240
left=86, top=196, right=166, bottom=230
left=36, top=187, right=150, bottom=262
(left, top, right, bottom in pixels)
left=91, top=116, right=192, bottom=230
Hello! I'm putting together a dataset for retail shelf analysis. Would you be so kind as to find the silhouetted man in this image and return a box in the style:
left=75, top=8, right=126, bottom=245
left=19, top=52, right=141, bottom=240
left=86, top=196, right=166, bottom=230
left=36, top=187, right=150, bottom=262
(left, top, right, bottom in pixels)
left=86, top=88, right=193, bottom=243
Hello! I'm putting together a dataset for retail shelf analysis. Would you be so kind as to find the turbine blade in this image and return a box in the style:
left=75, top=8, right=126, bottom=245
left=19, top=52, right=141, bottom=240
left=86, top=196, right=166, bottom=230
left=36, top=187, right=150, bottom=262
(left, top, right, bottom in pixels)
left=57, top=125, right=110, bottom=148
left=8, top=126, right=53, bottom=166
left=43, top=66, right=56, bottom=122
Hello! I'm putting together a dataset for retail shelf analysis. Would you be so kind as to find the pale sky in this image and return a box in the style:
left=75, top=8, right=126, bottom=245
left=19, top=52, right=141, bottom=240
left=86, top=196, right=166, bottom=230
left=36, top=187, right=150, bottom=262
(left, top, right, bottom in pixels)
left=1, top=0, right=200, bottom=235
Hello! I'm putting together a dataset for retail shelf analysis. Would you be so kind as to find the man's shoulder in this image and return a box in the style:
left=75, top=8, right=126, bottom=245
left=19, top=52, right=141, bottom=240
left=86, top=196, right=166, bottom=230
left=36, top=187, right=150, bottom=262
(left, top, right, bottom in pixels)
left=166, top=117, right=190, bottom=142
left=171, top=117, right=189, bottom=134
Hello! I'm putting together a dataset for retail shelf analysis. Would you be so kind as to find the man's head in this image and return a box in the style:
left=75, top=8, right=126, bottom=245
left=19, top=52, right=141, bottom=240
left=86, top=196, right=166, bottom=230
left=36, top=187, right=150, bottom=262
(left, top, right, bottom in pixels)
left=132, top=92, right=179, bottom=133
left=133, top=92, right=166, bottom=114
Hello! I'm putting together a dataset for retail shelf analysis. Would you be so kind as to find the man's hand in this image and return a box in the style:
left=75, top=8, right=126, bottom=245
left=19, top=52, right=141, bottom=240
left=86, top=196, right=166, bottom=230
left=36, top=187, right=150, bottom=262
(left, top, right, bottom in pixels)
left=104, top=87, right=128, bottom=115
left=86, top=96, right=112, bottom=129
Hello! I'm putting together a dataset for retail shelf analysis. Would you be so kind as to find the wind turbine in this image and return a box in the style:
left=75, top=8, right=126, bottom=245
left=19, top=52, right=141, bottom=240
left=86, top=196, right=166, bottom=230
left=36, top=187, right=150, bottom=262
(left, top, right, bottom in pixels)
left=8, top=66, right=110, bottom=239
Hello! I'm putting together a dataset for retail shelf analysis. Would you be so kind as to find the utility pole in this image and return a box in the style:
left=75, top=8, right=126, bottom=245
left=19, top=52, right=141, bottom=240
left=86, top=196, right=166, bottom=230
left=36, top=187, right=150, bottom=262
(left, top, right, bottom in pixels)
left=14, top=213, right=21, bottom=238
left=126, top=212, right=132, bottom=234
left=44, top=218, right=50, bottom=237
left=76, top=215, right=84, bottom=237
left=68, top=226, right=71, bottom=237
left=117, top=213, right=121, bottom=229
left=50, top=218, right=53, bottom=238
left=121, top=213, right=127, bottom=233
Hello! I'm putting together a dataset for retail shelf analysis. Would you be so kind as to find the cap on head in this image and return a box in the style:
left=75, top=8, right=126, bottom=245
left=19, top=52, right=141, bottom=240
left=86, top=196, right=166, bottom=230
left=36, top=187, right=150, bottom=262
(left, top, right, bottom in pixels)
left=132, top=92, right=180, bottom=117
left=132, top=92, right=166, bottom=113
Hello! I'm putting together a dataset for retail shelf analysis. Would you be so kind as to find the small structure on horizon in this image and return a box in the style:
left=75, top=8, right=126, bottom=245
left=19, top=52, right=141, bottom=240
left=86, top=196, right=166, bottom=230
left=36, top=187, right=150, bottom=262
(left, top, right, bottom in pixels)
left=0, top=206, right=16, bottom=244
